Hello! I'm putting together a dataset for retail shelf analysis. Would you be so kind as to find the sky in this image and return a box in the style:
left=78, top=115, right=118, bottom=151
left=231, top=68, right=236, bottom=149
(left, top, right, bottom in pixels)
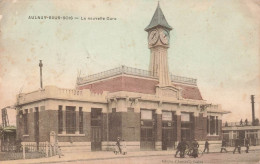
left=0, top=0, right=259, bottom=125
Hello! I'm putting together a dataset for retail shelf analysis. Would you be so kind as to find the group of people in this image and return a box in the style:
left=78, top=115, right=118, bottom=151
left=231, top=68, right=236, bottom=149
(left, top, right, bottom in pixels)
left=233, top=138, right=250, bottom=154
left=175, top=137, right=250, bottom=158
left=175, top=139, right=200, bottom=158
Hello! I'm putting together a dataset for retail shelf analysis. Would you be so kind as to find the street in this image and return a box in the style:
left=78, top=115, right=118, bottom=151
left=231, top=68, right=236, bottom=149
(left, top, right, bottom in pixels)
left=54, top=150, right=260, bottom=164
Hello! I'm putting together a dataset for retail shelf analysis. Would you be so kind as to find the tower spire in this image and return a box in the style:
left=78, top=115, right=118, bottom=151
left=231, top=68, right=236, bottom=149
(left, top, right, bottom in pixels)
left=145, top=3, right=172, bottom=32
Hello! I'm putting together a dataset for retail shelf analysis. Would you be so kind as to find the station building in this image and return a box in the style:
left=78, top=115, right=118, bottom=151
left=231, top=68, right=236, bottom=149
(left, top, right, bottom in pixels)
left=15, top=4, right=228, bottom=152
left=222, top=121, right=260, bottom=146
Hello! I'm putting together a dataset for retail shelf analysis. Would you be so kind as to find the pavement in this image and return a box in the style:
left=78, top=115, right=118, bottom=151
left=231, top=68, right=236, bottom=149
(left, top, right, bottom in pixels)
left=2, top=145, right=260, bottom=164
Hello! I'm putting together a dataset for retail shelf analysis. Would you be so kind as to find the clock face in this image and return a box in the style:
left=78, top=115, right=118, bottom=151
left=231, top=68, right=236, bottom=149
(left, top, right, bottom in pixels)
left=160, top=30, right=169, bottom=45
left=148, top=30, right=159, bottom=45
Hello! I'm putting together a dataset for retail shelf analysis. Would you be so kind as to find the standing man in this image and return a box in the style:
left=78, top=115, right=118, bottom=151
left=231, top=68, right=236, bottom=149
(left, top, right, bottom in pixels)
left=116, top=137, right=122, bottom=154
left=245, top=119, right=248, bottom=126
left=233, top=138, right=241, bottom=154
left=245, top=138, right=249, bottom=153
left=240, top=119, right=243, bottom=126
left=192, top=139, right=199, bottom=158
left=220, top=139, right=228, bottom=153
left=203, top=139, right=209, bottom=154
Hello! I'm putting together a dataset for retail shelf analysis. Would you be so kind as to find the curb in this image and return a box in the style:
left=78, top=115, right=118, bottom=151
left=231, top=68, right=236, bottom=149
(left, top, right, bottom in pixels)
left=36, top=153, right=174, bottom=164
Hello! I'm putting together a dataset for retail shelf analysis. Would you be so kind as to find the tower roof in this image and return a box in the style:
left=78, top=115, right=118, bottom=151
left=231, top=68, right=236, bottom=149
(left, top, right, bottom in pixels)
left=145, top=3, right=172, bottom=31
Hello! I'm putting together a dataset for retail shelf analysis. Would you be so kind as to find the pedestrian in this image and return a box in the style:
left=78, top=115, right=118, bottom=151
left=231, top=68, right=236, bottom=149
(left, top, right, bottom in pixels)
left=225, top=121, right=228, bottom=127
left=233, top=138, right=241, bottom=154
left=240, top=119, right=243, bottom=126
left=245, top=119, right=248, bottom=126
left=180, top=139, right=187, bottom=158
left=220, top=139, right=228, bottom=153
left=175, top=141, right=181, bottom=157
left=116, top=137, right=122, bottom=154
left=245, top=138, right=249, bottom=153
left=203, top=139, right=209, bottom=153
left=192, top=139, right=199, bottom=158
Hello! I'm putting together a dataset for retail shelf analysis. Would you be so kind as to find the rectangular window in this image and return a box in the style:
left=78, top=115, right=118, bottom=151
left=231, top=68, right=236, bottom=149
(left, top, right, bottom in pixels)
left=181, top=113, right=190, bottom=122
left=58, top=106, right=63, bottom=134
left=79, top=107, right=83, bottom=134
left=141, top=110, right=152, bottom=120
left=162, top=111, right=172, bottom=121
left=91, top=108, right=102, bottom=127
left=66, top=106, right=76, bottom=134
left=112, top=108, right=116, bottom=113
left=24, top=109, right=28, bottom=134
left=210, top=116, right=215, bottom=135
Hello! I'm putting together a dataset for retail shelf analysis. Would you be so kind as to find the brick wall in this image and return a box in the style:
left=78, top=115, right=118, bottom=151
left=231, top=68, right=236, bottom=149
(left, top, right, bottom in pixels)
left=27, top=112, right=35, bottom=142
left=203, top=116, right=208, bottom=139
left=16, top=114, right=23, bottom=141
left=78, top=75, right=203, bottom=100
left=122, top=112, right=140, bottom=141
left=194, top=114, right=207, bottom=140
left=109, top=112, right=122, bottom=141
left=39, top=110, right=58, bottom=142
left=78, top=76, right=158, bottom=94
left=102, top=113, right=108, bottom=141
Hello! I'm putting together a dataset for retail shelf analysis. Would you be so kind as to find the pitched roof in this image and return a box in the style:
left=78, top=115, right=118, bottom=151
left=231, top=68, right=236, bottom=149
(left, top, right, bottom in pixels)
left=145, top=3, right=173, bottom=31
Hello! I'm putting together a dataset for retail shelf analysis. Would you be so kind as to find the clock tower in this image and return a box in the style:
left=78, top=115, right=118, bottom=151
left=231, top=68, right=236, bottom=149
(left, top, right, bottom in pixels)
left=145, top=3, right=172, bottom=86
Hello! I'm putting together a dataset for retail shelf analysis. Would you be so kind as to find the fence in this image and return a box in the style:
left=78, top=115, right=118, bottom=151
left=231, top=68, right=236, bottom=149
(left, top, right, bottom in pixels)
left=0, top=142, right=59, bottom=161
left=22, top=142, right=59, bottom=159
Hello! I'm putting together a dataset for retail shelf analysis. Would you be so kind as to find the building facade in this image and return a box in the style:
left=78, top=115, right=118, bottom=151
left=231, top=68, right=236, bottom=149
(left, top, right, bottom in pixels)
left=15, top=4, right=228, bottom=152
left=222, top=121, right=260, bottom=146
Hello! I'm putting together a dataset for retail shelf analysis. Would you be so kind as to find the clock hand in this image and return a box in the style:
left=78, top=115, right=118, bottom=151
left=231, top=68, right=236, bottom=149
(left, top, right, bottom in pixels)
left=152, top=33, right=156, bottom=39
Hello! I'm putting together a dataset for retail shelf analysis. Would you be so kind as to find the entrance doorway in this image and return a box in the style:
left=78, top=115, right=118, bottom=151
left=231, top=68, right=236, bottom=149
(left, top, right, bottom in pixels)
left=140, top=109, right=155, bottom=150
left=91, top=108, right=102, bottom=151
left=91, top=127, right=101, bottom=151
left=162, top=128, right=174, bottom=150
left=141, top=128, right=155, bottom=150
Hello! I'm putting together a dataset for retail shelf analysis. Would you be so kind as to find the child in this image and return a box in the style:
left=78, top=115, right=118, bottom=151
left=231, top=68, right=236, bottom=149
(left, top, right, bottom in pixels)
left=121, top=139, right=127, bottom=155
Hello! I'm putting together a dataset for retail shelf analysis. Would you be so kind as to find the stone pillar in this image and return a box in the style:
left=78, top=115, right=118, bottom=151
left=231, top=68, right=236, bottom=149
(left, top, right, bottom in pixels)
left=134, top=99, right=140, bottom=113
left=155, top=110, right=162, bottom=150
left=202, top=113, right=208, bottom=140
left=193, top=112, right=200, bottom=140
left=62, top=107, right=66, bottom=134
left=218, top=119, right=222, bottom=139
left=176, top=110, right=181, bottom=141
left=75, top=107, right=79, bottom=134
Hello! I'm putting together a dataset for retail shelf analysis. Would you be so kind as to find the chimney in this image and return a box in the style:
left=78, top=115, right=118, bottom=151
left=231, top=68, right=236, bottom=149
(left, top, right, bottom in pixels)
left=39, top=60, right=43, bottom=89
left=251, top=95, right=255, bottom=125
